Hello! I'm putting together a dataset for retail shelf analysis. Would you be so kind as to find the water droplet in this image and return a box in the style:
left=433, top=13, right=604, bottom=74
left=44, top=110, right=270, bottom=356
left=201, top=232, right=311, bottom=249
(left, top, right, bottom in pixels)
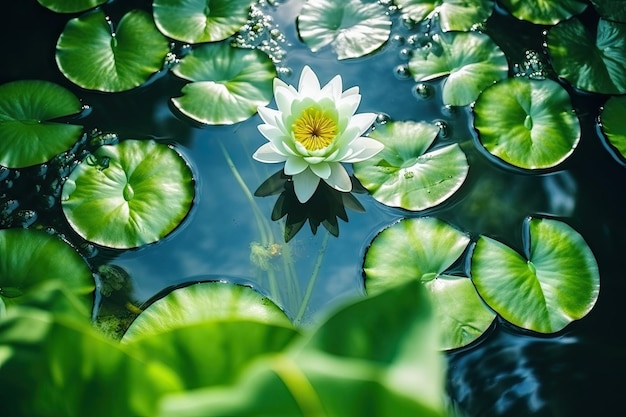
left=391, top=34, right=405, bottom=45
left=524, top=115, right=533, bottom=130
left=435, top=120, right=450, bottom=137
left=442, top=104, right=456, bottom=116
left=394, top=64, right=411, bottom=79
left=413, top=83, right=432, bottom=100
left=399, top=48, right=413, bottom=60
left=375, top=113, right=391, bottom=126
left=123, top=183, right=135, bottom=201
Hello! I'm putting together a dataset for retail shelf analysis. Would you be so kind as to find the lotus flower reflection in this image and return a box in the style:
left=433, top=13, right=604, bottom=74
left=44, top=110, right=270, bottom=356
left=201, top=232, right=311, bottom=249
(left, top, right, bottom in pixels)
left=253, top=66, right=384, bottom=203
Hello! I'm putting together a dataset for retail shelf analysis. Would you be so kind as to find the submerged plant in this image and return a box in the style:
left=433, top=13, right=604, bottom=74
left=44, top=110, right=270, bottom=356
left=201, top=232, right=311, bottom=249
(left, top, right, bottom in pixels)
left=252, top=65, right=384, bottom=203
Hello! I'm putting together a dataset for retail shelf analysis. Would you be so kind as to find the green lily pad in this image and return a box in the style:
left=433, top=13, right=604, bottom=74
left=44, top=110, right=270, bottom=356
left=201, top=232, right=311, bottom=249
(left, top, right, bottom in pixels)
left=599, top=95, right=626, bottom=162
left=171, top=41, right=275, bottom=125
left=61, top=139, right=194, bottom=249
left=153, top=0, right=253, bottom=44
left=590, top=0, right=626, bottom=23
left=122, top=281, right=291, bottom=342
left=297, top=0, right=392, bottom=60
left=471, top=217, right=600, bottom=333
left=126, top=320, right=298, bottom=389
left=363, top=217, right=493, bottom=350
left=37, top=0, right=107, bottom=13
left=394, top=0, right=494, bottom=32
left=547, top=17, right=626, bottom=94
left=0, top=80, right=83, bottom=168
left=56, top=9, right=170, bottom=92
left=353, top=121, right=469, bottom=211
left=408, top=31, right=508, bottom=106
left=473, top=77, right=581, bottom=170
left=0, top=228, right=94, bottom=317
left=364, top=217, right=470, bottom=295
left=423, top=275, right=495, bottom=350
left=499, top=0, right=588, bottom=25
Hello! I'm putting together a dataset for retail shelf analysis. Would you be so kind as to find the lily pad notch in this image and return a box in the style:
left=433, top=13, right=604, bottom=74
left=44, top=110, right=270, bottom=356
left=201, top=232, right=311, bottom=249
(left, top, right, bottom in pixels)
left=470, top=217, right=600, bottom=333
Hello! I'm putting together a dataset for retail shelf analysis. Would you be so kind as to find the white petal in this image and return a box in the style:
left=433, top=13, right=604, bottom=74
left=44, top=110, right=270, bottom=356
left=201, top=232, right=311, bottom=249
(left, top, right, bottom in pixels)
left=253, top=143, right=288, bottom=163
left=321, top=75, right=343, bottom=100
left=349, top=112, right=377, bottom=136
left=342, top=86, right=359, bottom=97
left=293, top=168, right=321, bottom=203
left=299, top=65, right=321, bottom=96
left=341, top=137, right=385, bottom=162
left=310, top=162, right=331, bottom=179
left=323, top=162, right=352, bottom=192
left=285, top=156, right=309, bottom=175
left=257, top=106, right=281, bottom=126
left=275, top=86, right=297, bottom=114
left=257, top=124, right=283, bottom=142
left=273, top=77, right=289, bottom=91
left=336, top=94, right=361, bottom=120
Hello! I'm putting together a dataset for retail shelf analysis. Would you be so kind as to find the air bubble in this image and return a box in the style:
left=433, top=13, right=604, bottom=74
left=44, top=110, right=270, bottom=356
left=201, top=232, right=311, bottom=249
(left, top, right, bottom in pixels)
left=1, top=199, right=18, bottom=216
left=12, top=209, right=37, bottom=228
left=391, top=34, right=405, bottom=45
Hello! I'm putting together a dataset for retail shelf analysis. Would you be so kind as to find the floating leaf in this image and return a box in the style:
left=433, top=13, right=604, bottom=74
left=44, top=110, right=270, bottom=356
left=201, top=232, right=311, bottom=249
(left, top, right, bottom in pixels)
left=0, top=309, right=182, bottom=417
left=423, top=275, right=495, bottom=350
left=56, top=9, right=170, bottom=92
left=599, top=95, right=626, bottom=163
left=297, top=0, right=392, bottom=60
left=0, top=228, right=94, bottom=317
left=0, top=80, right=83, bottom=168
left=153, top=0, right=253, bottom=43
left=363, top=217, right=470, bottom=295
left=171, top=41, right=275, bottom=125
left=499, top=0, right=588, bottom=25
left=473, top=78, right=581, bottom=170
left=471, top=217, right=600, bottom=333
left=354, top=121, right=468, bottom=211
left=159, top=280, right=447, bottom=417
left=127, top=320, right=298, bottom=389
left=590, top=0, right=626, bottom=23
left=37, top=0, right=107, bottom=13
left=408, top=31, right=508, bottom=106
left=363, top=217, right=492, bottom=349
left=547, top=17, right=626, bottom=94
left=61, top=139, right=194, bottom=249
left=394, top=0, right=494, bottom=32
left=122, top=281, right=291, bottom=342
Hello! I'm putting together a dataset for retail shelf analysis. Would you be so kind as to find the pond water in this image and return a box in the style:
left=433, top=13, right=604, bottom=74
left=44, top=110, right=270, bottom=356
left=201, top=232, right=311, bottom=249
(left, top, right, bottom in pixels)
left=2, top=0, right=626, bottom=416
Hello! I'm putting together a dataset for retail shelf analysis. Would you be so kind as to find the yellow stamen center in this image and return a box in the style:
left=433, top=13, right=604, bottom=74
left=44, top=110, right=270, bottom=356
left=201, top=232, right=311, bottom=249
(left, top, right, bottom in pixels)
left=292, top=107, right=338, bottom=151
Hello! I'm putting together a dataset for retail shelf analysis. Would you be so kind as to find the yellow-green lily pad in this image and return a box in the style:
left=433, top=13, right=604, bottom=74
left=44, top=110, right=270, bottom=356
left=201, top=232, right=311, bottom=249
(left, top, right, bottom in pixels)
left=473, top=78, right=581, bottom=170
left=471, top=217, right=600, bottom=333
left=61, top=140, right=195, bottom=249
left=354, top=121, right=469, bottom=211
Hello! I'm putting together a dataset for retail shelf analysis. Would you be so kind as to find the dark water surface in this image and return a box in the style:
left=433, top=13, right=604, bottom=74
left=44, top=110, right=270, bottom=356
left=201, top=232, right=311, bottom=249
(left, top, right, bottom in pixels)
left=1, top=1, right=626, bottom=416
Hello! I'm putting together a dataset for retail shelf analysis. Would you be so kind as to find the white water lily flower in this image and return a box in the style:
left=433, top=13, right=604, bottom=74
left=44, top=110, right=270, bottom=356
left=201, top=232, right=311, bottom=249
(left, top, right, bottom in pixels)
left=253, top=65, right=384, bottom=203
